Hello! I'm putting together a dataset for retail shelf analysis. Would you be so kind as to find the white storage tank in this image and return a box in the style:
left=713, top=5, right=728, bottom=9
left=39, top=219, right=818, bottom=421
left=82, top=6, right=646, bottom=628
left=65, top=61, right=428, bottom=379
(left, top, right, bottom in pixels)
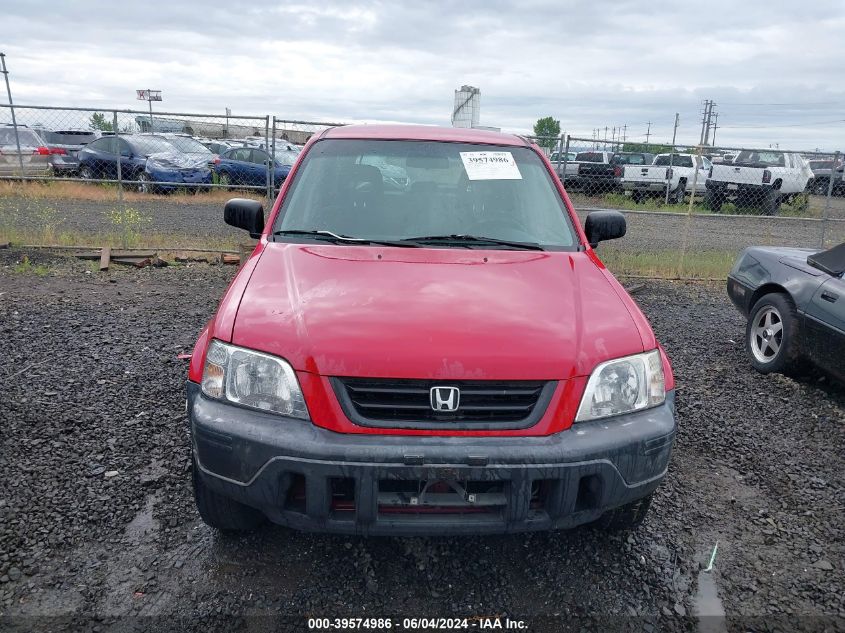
left=451, top=85, right=480, bottom=128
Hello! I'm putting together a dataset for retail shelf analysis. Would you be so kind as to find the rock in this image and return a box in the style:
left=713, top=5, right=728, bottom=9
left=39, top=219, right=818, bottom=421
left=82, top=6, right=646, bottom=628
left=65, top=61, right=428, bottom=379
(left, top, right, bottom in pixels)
left=813, top=560, right=834, bottom=571
left=673, top=602, right=686, bottom=617
left=7, top=568, right=21, bottom=581
left=104, top=471, right=119, bottom=478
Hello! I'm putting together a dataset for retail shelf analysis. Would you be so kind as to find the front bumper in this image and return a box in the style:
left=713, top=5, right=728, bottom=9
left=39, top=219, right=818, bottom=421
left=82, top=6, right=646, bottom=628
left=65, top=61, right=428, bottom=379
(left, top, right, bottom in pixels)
left=188, top=381, right=677, bottom=535
left=146, top=167, right=213, bottom=189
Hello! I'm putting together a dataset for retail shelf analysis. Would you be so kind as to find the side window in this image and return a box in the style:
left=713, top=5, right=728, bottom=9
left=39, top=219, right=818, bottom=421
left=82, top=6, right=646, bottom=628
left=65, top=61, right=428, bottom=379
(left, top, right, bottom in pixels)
left=117, top=139, right=132, bottom=156
left=251, top=150, right=269, bottom=165
left=231, top=148, right=250, bottom=161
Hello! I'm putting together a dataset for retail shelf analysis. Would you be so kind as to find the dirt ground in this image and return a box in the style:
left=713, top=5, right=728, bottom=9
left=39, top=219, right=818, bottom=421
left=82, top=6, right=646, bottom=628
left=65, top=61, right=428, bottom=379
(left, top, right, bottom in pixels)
left=0, top=250, right=842, bottom=633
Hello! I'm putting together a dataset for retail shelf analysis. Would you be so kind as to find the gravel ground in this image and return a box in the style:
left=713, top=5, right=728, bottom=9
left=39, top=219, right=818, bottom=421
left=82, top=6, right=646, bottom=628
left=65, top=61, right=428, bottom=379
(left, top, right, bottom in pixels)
left=2, top=194, right=844, bottom=254
left=0, top=250, right=842, bottom=633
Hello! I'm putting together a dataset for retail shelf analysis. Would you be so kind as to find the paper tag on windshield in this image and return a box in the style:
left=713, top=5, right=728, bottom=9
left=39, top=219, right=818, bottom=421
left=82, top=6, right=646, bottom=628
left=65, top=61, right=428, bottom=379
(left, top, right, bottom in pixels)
left=460, top=151, right=522, bottom=180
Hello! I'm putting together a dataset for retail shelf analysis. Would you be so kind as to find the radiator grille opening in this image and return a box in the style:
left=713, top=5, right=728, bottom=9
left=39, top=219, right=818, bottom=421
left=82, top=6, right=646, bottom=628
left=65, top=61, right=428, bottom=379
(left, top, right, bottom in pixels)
left=333, top=377, right=553, bottom=429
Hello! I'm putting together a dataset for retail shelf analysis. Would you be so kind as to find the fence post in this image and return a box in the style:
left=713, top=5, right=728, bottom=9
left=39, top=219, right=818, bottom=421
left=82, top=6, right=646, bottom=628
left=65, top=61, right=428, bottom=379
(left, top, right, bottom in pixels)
left=264, top=115, right=272, bottom=202
left=270, top=116, right=277, bottom=198
left=821, top=150, right=840, bottom=248
left=0, top=54, right=25, bottom=177
left=113, top=111, right=123, bottom=204
left=556, top=134, right=563, bottom=178
left=561, top=136, right=571, bottom=186
left=664, top=117, right=679, bottom=205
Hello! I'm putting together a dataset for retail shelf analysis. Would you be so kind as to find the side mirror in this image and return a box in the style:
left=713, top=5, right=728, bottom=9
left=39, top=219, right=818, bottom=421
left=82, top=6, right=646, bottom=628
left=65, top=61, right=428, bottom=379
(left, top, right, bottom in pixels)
left=224, top=198, right=264, bottom=239
left=584, top=210, right=626, bottom=248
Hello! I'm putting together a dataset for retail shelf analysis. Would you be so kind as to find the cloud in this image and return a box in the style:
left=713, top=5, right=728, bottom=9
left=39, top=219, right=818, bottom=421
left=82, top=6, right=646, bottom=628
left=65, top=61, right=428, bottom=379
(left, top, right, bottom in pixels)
left=2, top=0, right=844, bottom=149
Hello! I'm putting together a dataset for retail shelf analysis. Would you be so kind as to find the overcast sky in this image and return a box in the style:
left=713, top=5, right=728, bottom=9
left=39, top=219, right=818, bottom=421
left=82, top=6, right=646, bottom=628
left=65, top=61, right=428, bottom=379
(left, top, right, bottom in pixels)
left=3, top=0, right=845, bottom=150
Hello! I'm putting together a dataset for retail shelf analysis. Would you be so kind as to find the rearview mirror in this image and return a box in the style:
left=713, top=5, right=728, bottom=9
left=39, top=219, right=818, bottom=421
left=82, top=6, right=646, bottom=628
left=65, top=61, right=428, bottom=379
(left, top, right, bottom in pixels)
left=224, top=198, right=264, bottom=239
left=584, top=210, right=626, bottom=248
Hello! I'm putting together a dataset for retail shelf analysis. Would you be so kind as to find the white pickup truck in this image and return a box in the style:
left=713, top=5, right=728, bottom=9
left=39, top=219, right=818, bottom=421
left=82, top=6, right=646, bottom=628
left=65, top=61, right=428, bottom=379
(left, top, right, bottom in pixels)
left=621, top=153, right=711, bottom=203
left=705, top=150, right=813, bottom=215
left=548, top=151, right=579, bottom=179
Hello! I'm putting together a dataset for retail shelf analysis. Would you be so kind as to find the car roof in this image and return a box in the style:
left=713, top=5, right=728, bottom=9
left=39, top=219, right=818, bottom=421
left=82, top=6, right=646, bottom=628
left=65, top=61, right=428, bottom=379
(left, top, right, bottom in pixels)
left=321, top=124, right=529, bottom=147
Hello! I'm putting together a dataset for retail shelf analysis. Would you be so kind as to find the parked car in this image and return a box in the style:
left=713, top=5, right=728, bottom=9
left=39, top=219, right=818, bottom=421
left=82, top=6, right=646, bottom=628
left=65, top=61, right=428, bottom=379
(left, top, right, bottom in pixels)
left=31, top=128, right=97, bottom=176
left=705, top=150, right=813, bottom=215
left=727, top=242, right=844, bottom=382
left=547, top=151, right=579, bottom=180
left=212, top=146, right=291, bottom=189
left=565, top=151, right=653, bottom=195
left=77, top=135, right=213, bottom=192
left=0, top=124, right=53, bottom=178
left=621, top=153, right=711, bottom=203
left=202, top=139, right=239, bottom=155
left=187, top=124, right=677, bottom=535
left=807, top=159, right=845, bottom=196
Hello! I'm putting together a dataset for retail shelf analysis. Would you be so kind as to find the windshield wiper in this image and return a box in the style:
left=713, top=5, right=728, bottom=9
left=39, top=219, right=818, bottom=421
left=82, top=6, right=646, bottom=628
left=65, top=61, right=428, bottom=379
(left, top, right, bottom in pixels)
left=273, top=229, right=419, bottom=248
left=401, top=234, right=544, bottom=251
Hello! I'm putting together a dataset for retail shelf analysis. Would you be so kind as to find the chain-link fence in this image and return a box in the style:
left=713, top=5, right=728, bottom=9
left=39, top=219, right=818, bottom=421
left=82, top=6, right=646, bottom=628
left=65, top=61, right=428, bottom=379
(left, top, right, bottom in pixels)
left=0, top=104, right=346, bottom=200
left=1, top=107, right=842, bottom=278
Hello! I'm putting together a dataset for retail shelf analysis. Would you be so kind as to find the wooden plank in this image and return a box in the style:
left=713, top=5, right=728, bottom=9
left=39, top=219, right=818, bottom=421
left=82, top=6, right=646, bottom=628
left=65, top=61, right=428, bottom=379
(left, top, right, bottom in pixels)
left=75, top=250, right=156, bottom=261
left=99, top=246, right=111, bottom=271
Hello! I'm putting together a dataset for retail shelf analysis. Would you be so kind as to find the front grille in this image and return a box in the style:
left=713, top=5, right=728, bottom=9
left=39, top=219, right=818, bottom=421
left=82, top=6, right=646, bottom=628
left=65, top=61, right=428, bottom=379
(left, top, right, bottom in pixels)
left=331, top=377, right=555, bottom=430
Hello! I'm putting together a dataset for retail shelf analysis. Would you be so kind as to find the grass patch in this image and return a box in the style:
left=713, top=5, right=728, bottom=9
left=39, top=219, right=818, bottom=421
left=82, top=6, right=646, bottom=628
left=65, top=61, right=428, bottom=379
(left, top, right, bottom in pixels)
left=598, top=248, right=736, bottom=279
left=0, top=180, right=266, bottom=206
left=12, top=254, right=50, bottom=276
left=0, top=226, right=242, bottom=252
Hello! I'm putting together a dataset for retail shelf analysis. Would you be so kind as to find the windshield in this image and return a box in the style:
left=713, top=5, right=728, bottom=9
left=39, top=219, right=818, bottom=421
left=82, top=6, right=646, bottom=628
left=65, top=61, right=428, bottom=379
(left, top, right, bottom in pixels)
left=654, top=154, right=694, bottom=168
left=0, top=128, right=43, bottom=147
left=127, top=136, right=175, bottom=156
left=274, top=149, right=300, bottom=165
left=155, top=136, right=212, bottom=154
left=734, top=150, right=785, bottom=167
left=274, top=140, right=577, bottom=249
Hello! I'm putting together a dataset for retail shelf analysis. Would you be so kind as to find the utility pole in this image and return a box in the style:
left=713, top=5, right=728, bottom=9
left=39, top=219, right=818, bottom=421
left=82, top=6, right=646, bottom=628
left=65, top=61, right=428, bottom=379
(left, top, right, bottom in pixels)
left=711, top=112, right=719, bottom=146
left=611, top=126, right=616, bottom=146
left=702, top=100, right=717, bottom=146
left=604, top=126, right=608, bottom=143
left=0, top=52, right=25, bottom=175
left=699, top=100, right=711, bottom=145
left=645, top=122, right=651, bottom=150
left=622, top=124, right=627, bottom=147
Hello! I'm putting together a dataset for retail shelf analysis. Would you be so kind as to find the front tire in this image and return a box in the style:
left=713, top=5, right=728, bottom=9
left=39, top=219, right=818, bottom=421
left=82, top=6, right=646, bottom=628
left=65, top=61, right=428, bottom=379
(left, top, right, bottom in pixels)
left=672, top=179, right=686, bottom=204
left=704, top=189, right=723, bottom=212
left=594, top=493, right=653, bottom=531
left=79, top=165, right=94, bottom=182
left=761, top=189, right=781, bottom=216
left=192, top=455, right=266, bottom=532
left=137, top=172, right=153, bottom=194
left=746, top=293, right=802, bottom=375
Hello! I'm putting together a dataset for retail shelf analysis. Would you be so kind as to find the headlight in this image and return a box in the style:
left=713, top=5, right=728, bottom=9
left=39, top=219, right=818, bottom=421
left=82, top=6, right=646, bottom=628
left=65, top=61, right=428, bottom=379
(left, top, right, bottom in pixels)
left=575, top=350, right=665, bottom=422
left=201, top=340, right=309, bottom=419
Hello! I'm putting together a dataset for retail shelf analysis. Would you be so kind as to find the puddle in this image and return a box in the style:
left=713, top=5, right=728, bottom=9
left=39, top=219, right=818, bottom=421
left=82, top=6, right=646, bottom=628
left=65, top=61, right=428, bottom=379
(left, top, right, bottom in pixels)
left=125, top=493, right=160, bottom=542
left=694, top=571, right=727, bottom=633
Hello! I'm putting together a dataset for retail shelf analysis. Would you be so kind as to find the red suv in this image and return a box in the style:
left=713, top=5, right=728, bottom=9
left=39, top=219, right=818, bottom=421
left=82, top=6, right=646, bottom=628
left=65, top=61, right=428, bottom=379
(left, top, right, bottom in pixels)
left=187, top=125, right=676, bottom=535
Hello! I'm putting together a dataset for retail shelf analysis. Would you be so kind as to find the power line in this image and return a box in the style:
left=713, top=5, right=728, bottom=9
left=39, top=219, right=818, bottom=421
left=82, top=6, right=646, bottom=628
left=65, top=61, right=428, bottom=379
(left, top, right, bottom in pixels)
left=720, top=119, right=845, bottom=129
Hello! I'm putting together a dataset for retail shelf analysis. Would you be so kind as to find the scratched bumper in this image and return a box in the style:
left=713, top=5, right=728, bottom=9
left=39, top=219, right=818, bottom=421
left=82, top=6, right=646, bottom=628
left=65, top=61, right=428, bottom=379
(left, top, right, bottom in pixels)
left=188, top=381, right=676, bottom=535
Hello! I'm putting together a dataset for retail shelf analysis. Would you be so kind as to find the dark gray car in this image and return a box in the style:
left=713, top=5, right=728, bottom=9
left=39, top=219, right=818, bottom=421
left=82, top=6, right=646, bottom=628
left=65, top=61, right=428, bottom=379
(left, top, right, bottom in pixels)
left=727, top=243, right=845, bottom=381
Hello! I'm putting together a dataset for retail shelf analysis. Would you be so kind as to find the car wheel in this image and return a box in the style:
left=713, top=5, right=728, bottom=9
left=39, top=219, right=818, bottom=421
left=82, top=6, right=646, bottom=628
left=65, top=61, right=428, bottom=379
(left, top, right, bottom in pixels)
left=137, top=172, right=152, bottom=194
left=704, top=189, right=723, bottom=212
left=192, top=454, right=266, bottom=532
left=761, top=189, right=781, bottom=216
left=79, top=165, right=94, bottom=182
left=593, top=493, right=653, bottom=531
left=672, top=179, right=686, bottom=204
left=813, top=178, right=829, bottom=195
left=746, top=293, right=802, bottom=375
left=631, top=191, right=644, bottom=204
left=218, top=172, right=231, bottom=188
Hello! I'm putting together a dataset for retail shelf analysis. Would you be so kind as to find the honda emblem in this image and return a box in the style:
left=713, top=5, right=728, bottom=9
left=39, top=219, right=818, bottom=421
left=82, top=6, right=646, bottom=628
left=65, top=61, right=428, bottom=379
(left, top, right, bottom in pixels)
left=430, top=386, right=460, bottom=412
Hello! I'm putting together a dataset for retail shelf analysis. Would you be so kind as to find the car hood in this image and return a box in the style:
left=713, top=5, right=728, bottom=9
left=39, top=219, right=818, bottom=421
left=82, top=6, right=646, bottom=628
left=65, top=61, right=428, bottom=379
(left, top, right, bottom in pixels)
left=230, top=243, right=646, bottom=380
left=147, top=152, right=211, bottom=170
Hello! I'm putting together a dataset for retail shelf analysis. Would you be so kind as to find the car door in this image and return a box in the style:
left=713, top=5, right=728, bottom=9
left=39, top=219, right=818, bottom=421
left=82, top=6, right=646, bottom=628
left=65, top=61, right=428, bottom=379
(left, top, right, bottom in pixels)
left=87, top=137, right=118, bottom=179
left=249, top=149, right=270, bottom=187
left=227, top=148, right=252, bottom=185
left=694, top=156, right=711, bottom=192
left=803, top=275, right=845, bottom=379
